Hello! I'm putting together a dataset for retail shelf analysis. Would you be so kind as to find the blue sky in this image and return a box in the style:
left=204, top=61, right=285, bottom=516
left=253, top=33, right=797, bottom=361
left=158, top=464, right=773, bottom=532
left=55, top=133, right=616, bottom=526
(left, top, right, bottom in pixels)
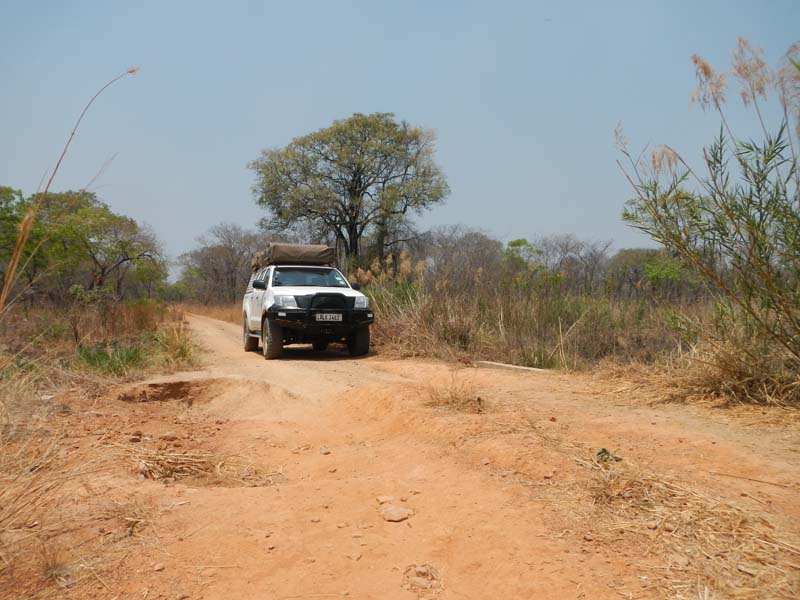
left=1, top=1, right=798, bottom=262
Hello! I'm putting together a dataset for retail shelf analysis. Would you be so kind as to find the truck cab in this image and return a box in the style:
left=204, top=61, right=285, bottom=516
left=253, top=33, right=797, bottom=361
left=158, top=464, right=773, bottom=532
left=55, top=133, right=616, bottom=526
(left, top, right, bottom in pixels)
left=242, top=247, right=373, bottom=359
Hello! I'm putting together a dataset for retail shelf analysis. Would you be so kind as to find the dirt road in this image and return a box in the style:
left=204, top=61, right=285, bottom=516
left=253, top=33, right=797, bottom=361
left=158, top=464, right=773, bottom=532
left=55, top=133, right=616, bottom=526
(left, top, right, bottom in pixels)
left=45, top=314, right=800, bottom=599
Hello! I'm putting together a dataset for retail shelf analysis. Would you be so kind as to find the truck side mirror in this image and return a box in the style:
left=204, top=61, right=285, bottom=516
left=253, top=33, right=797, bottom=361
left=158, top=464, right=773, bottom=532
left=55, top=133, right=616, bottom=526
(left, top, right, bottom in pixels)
left=253, top=280, right=267, bottom=290
left=350, top=281, right=361, bottom=291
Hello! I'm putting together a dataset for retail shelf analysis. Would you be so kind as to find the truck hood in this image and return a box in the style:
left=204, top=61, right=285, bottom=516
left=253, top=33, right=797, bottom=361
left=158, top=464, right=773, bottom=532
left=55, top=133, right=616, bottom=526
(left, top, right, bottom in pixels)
left=272, top=286, right=364, bottom=298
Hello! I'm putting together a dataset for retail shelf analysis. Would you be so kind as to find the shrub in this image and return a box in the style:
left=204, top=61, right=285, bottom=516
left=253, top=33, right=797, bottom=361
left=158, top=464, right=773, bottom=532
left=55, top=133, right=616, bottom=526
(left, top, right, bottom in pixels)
left=620, top=39, right=800, bottom=404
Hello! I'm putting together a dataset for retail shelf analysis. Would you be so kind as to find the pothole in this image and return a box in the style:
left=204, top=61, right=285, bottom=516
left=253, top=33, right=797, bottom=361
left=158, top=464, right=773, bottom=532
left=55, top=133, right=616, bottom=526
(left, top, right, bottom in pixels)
left=116, top=378, right=228, bottom=406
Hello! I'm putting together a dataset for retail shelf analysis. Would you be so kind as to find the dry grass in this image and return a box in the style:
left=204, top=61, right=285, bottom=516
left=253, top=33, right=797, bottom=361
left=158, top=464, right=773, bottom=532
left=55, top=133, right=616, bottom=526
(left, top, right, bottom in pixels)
left=582, top=457, right=800, bottom=599
left=0, top=436, right=104, bottom=596
left=121, top=444, right=285, bottom=487
left=152, top=319, right=197, bottom=368
left=425, top=371, right=485, bottom=413
left=180, top=303, right=241, bottom=325
left=36, top=539, right=70, bottom=586
left=0, top=438, right=90, bottom=536
left=366, top=269, right=700, bottom=371
left=0, top=302, right=197, bottom=597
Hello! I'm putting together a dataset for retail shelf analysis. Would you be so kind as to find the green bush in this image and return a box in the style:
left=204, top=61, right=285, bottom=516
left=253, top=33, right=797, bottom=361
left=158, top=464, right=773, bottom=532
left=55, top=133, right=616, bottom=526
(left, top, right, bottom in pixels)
left=77, top=343, right=144, bottom=376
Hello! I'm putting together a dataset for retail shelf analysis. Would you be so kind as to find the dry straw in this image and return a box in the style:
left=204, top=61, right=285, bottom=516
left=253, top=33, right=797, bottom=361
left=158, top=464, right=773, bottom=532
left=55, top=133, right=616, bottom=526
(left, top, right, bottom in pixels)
left=582, top=456, right=800, bottom=599
left=120, top=444, right=285, bottom=487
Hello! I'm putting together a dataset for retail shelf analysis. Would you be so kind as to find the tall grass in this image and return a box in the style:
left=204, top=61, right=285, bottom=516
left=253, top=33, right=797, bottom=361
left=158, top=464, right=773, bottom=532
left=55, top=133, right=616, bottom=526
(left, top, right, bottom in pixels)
left=365, top=264, right=697, bottom=370
left=619, top=39, right=800, bottom=404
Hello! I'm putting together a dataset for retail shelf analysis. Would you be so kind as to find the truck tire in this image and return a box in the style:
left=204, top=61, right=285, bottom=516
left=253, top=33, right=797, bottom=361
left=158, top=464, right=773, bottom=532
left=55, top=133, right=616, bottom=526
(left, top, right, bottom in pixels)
left=262, top=318, right=283, bottom=359
left=243, top=318, right=258, bottom=352
left=347, top=327, right=370, bottom=357
left=312, top=341, right=329, bottom=352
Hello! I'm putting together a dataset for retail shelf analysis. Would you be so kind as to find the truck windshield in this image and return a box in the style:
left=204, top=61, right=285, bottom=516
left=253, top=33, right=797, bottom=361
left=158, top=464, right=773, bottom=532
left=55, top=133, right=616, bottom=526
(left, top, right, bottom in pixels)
left=272, top=267, right=349, bottom=288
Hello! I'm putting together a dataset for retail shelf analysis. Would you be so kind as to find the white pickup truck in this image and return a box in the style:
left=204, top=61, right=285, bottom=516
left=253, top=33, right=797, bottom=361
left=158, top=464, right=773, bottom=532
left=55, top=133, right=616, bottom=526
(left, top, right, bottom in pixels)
left=242, top=244, right=373, bottom=359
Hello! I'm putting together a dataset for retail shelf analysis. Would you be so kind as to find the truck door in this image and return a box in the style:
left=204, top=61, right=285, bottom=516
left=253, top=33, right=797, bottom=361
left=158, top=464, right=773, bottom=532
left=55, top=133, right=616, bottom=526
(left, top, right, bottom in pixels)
left=248, top=268, right=267, bottom=331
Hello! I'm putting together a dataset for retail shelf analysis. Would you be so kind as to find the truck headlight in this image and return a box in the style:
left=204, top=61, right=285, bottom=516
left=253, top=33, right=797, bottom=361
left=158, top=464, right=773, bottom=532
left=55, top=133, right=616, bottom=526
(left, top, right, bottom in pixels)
left=273, top=295, right=298, bottom=308
left=354, top=296, right=369, bottom=309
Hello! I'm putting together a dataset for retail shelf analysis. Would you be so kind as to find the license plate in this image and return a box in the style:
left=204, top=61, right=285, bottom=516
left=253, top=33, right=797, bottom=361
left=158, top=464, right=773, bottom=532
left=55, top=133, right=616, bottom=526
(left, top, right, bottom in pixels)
left=316, top=313, right=342, bottom=322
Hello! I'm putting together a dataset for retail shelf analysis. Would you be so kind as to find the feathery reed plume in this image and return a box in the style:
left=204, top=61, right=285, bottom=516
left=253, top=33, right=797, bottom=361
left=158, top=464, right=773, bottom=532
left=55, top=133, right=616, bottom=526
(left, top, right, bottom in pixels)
left=0, top=68, right=138, bottom=314
left=777, top=42, right=800, bottom=139
left=691, top=54, right=727, bottom=110
left=732, top=37, right=772, bottom=107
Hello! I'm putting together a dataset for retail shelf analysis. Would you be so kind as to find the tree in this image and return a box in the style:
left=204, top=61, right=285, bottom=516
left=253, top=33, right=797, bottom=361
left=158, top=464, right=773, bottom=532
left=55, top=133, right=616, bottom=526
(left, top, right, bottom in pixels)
left=0, top=188, right=163, bottom=303
left=249, top=113, right=449, bottom=260
left=179, top=223, right=264, bottom=303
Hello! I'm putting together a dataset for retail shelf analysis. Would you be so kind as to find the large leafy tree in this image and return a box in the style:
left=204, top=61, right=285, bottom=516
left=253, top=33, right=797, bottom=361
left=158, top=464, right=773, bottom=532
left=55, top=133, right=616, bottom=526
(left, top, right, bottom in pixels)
left=0, top=189, right=163, bottom=302
left=249, top=113, right=449, bottom=259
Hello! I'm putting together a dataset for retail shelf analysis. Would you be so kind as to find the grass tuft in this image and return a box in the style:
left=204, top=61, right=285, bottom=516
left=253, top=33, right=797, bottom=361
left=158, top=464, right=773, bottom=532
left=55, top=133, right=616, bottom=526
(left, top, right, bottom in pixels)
left=426, top=371, right=485, bottom=413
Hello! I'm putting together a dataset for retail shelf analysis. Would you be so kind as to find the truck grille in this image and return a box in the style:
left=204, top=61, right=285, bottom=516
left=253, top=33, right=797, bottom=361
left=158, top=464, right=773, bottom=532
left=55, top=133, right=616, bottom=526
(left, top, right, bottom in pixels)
left=294, top=294, right=353, bottom=310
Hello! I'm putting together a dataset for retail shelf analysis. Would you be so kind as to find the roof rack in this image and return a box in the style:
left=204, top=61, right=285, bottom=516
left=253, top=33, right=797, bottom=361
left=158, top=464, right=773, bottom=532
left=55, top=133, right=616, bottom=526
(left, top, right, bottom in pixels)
left=251, top=243, right=335, bottom=271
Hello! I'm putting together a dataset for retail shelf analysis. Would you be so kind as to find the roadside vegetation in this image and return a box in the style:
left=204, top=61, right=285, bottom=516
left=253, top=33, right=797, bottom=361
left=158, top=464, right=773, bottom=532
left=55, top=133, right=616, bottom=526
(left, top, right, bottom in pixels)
left=184, top=39, right=799, bottom=408
left=0, top=72, right=196, bottom=597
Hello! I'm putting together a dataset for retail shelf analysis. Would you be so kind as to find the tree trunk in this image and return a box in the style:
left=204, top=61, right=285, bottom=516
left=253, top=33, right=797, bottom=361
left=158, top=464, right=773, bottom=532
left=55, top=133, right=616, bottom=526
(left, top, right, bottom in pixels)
left=347, top=222, right=359, bottom=257
left=375, top=219, right=387, bottom=262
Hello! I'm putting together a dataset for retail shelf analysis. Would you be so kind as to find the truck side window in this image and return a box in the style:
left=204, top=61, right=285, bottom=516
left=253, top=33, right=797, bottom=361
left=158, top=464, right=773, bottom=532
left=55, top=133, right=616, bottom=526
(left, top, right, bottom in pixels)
left=260, top=267, right=271, bottom=285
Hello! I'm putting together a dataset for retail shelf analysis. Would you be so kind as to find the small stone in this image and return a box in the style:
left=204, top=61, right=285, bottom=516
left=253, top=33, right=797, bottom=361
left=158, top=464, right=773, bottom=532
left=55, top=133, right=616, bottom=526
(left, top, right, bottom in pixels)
left=336, top=522, right=347, bottom=528
left=351, top=532, right=363, bottom=538
left=319, top=447, right=331, bottom=455
left=549, top=416, right=557, bottom=422
left=415, top=565, right=431, bottom=577
left=645, top=520, right=660, bottom=530
left=328, top=467, right=337, bottom=473
left=161, top=432, right=178, bottom=441
left=543, top=472, right=554, bottom=480
left=267, top=544, right=276, bottom=550
left=176, top=594, right=190, bottom=600
left=346, top=552, right=362, bottom=561
left=311, top=517, right=321, bottom=523
left=408, top=576, right=431, bottom=589
left=376, top=495, right=393, bottom=504
left=129, top=436, right=141, bottom=443
left=132, top=430, right=143, bottom=436
left=304, top=557, right=316, bottom=564
left=663, top=522, right=677, bottom=532
left=379, top=504, right=413, bottom=522
left=481, top=458, right=491, bottom=465
left=153, top=563, right=165, bottom=572
left=400, top=496, right=408, bottom=502
left=583, top=533, right=594, bottom=542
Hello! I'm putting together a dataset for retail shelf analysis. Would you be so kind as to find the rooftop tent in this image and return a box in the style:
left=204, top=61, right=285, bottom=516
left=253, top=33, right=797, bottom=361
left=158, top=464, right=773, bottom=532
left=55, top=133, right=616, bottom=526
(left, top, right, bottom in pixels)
left=251, top=243, right=336, bottom=271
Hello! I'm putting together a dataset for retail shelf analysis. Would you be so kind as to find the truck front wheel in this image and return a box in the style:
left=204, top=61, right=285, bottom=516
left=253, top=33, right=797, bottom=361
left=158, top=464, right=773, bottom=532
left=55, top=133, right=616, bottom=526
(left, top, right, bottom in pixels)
left=347, top=327, right=370, bottom=357
left=262, top=319, right=283, bottom=359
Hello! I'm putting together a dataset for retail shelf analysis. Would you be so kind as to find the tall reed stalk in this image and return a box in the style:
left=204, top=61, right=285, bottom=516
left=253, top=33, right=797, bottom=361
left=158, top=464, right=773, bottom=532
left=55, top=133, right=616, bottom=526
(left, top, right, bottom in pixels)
left=0, top=68, right=138, bottom=314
